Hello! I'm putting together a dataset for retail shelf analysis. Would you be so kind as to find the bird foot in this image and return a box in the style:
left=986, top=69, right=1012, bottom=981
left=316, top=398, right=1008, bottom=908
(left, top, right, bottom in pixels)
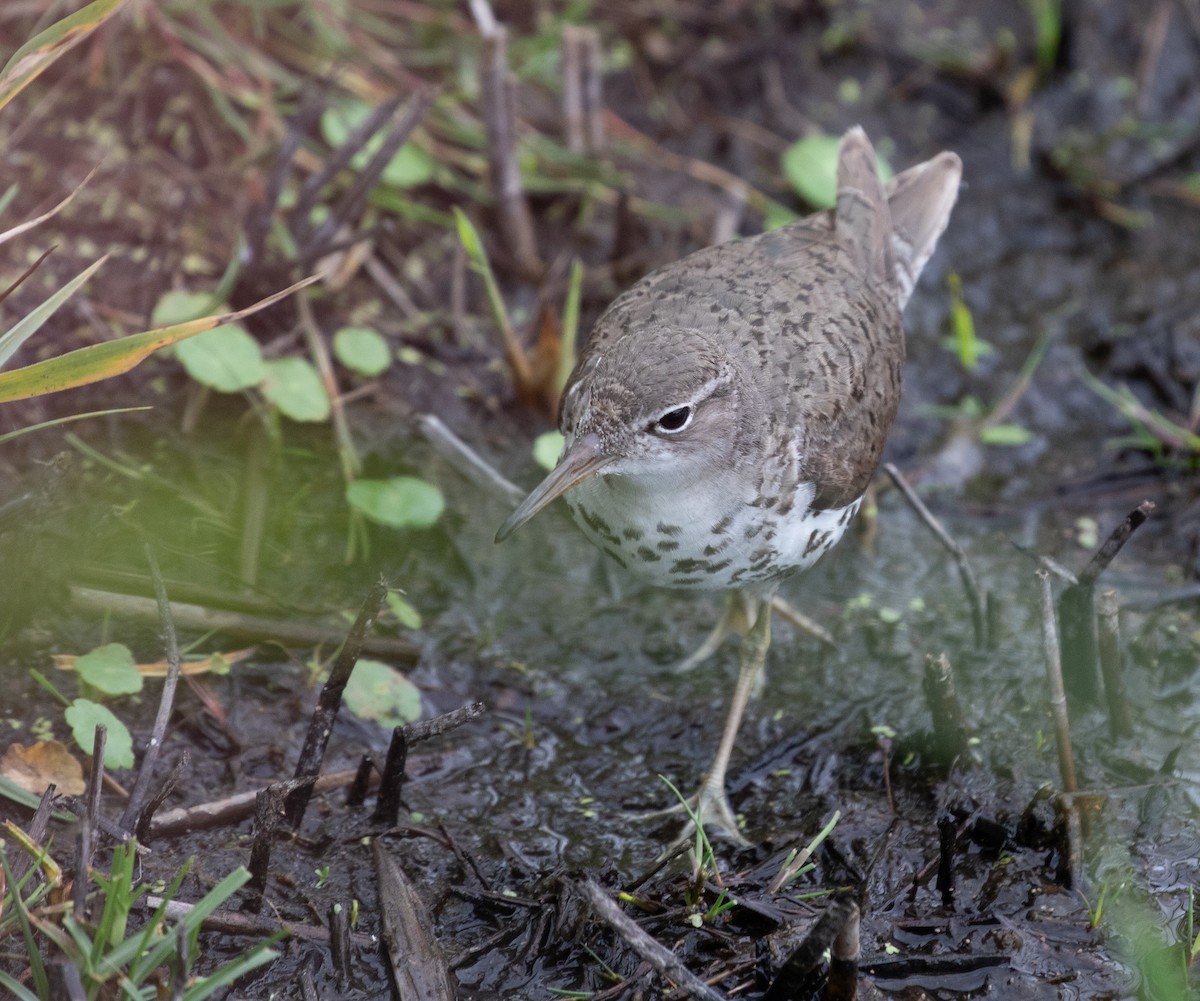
left=630, top=779, right=750, bottom=849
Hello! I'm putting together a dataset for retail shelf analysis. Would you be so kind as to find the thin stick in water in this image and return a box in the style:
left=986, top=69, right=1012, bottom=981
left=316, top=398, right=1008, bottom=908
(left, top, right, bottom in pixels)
left=1038, top=570, right=1078, bottom=793
left=884, top=463, right=987, bottom=647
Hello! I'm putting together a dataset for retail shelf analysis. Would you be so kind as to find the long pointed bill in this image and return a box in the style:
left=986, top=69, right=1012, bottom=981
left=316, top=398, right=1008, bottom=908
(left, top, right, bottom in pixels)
left=495, top=432, right=610, bottom=542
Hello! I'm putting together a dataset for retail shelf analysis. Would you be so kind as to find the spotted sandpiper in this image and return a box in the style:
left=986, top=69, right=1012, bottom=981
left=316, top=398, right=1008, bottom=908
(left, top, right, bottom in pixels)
left=498, top=127, right=961, bottom=841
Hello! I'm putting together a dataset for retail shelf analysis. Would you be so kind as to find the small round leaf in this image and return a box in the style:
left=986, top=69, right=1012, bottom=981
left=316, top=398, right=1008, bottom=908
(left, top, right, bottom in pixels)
left=151, top=289, right=217, bottom=327
left=346, top=477, right=445, bottom=528
left=782, top=133, right=892, bottom=209
left=64, top=700, right=135, bottom=770
left=343, top=659, right=422, bottom=729
left=334, top=326, right=392, bottom=377
left=533, top=430, right=564, bottom=471
left=175, top=324, right=265, bottom=392
left=75, top=643, right=142, bottom=696
left=261, top=357, right=331, bottom=422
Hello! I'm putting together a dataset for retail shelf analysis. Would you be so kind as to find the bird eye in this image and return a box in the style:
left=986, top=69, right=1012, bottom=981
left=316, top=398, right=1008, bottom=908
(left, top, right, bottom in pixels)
left=653, top=406, right=693, bottom=434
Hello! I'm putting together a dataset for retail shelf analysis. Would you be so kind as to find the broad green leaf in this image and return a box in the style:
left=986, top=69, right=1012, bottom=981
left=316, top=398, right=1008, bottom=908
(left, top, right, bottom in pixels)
left=64, top=700, right=134, bottom=770
left=319, top=101, right=435, bottom=188
left=75, top=643, right=142, bottom=696
left=782, top=133, right=892, bottom=209
left=260, top=356, right=330, bottom=421
left=344, top=659, right=422, bottom=729
left=334, top=326, right=391, bottom=377
left=0, top=276, right=318, bottom=403
left=346, top=476, right=444, bottom=528
left=533, top=430, right=564, bottom=471
left=0, top=256, right=108, bottom=369
left=175, top=324, right=265, bottom=392
left=386, top=591, right=422, bottom=630
left=0, top=0, right=125, bottom=113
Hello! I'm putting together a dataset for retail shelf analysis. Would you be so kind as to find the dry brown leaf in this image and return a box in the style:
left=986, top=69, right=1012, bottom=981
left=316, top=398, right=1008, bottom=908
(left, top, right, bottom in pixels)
left=0, top=740, right=86, bottom=796
left=52, top=647, right=255, bottom=677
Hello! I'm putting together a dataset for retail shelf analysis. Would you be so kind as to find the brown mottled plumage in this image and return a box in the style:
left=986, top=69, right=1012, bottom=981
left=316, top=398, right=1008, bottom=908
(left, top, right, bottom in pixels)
left=499, top=128, right=961, bottom=841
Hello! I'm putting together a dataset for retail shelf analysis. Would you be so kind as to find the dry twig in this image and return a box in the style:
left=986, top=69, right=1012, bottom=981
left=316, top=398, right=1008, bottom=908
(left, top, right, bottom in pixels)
left=574, top=877, right=727, bottom=1001
left=884, top=463, right=987, bottom=647
left=1038, top=570, right=1078, bottom=794
left=479, top=23, right=541, bottom=277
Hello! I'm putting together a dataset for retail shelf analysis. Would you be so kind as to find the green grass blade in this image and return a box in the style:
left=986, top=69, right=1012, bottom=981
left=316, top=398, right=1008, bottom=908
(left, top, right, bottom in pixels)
left=0, top=256, right=108, bottom=369
left=0, top=0, right=125, bottom=109
left=1, top=853, right=49, bottom=999
left=0, top=407, right=151, bottom=444
left=181, top=941, right=280, bottom=1001
left=0, top=0, right=126, bottom=113
left=0, top=970, right=42, bottom=1001
left=0, top=275, right=318, bottom=403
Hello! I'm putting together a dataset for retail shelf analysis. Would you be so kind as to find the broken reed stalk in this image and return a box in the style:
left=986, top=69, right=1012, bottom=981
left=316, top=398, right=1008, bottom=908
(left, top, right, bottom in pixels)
left=372, top=729, right=409, bottom=826
left=248, top=778, right=315, bottom=909
left=936, top=814, right=956, bottom=907
left=373, top=703, right=492, bottom=825
left=135, top=750, right=189, bottom=844
left=246, top=785, right=279, bottom=907
left=764, top=894, right=859, bottom=1001
left=1079, top=500, right=1155, bottom=586
left=308, top=90, right=435, bottom=266
left=144, top=894, right=375, bottom=945
left=284, top=578, right=389, bottom=827
left=883, top=463, right=987, bottom=647
left=562, top=25, right=585, bottom=152
left=1058, top=500, right=1155, bottom=698
left=328, top=901, right=352, bottom=984
left=923, top=652, right=972, bottom=765
left=347, top=754, right=376, bottom=808
left=562, top=25, right=605, bottom=153
left=293, top=97, right=399, bottom=245
left=825, top=902, right=861, bottom=1001
left=1058, top=795, right=1084, bottom=890
left=1038, top=570, right=1078, bottom=794
left=76, top=724, right=107, bottom=917
left=481, top=24, right=541, bottom=278
left=10, top=789, right=57, bottom=882
left=1096, top=589, right=1133, bottom=738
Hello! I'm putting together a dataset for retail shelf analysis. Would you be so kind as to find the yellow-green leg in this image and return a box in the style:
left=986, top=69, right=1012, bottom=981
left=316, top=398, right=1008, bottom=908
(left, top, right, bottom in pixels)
left=639, top=594, right=773, bottom=846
